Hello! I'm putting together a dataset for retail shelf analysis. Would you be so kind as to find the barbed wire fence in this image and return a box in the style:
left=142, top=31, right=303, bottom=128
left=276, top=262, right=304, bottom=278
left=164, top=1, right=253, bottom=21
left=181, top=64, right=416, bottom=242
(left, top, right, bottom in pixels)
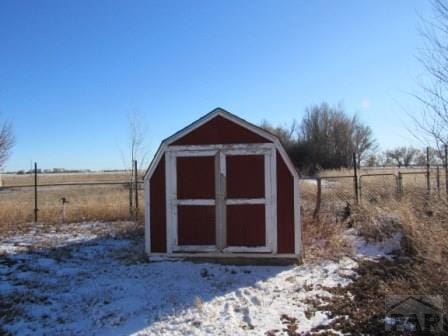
left=1, top=146, right=447, bottom=225
left=0, top=160, right=144, bottom=225
left=301, top=146, right=448, bottom=220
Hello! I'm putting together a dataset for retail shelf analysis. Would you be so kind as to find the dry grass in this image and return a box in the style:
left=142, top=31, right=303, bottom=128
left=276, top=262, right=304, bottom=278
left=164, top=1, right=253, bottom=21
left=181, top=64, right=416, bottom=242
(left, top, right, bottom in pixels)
left=0, top=172, right=143, bottom=237
left=302, top=169, right=448, bottom=258
left=1, top=171, right=134, bottom=186
left=2, top=169, right=447, bottom=265
left=302, top=169, right=448, bottom=325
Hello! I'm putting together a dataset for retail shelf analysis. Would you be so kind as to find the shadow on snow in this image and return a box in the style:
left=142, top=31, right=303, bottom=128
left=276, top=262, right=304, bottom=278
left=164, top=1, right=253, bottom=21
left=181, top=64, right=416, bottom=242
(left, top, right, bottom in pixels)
left=0, top=226, right=291, bottom=335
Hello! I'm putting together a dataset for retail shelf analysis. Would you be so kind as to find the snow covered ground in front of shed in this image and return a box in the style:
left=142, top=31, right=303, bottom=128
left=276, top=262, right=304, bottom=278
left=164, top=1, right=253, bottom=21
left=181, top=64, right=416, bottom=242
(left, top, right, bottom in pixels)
left=0, top=222, right=395, bottom=336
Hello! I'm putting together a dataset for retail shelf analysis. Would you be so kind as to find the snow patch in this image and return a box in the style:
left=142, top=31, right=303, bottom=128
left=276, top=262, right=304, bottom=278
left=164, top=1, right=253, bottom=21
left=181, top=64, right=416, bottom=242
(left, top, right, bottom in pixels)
left=1, top=222, right=359, bottom=336
left=346, top=229, right=402, bottom=260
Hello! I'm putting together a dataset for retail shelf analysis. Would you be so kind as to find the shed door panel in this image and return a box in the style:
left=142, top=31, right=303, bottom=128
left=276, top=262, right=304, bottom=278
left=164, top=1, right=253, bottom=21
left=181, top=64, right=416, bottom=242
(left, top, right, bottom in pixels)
left=224, top=153, right=269, bottom=250
left=174, top=155, right=217, bottom=249
left=177, top=156, right=215, bottom=199
left=226, top=204, right=265, bottom=246
left=226, top=155, right=264, bottom=198
left=178, top=205, right=215, bottom=245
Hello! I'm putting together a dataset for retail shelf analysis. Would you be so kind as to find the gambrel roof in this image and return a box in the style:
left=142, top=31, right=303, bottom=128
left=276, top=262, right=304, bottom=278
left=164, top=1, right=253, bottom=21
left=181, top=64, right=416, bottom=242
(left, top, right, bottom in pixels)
left=144, top=107, right=298, bottom=181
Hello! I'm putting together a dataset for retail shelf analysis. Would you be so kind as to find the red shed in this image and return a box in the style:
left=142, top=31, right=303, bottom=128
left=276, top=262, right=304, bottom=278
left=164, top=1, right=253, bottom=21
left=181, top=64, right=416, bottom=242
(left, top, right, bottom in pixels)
left=144, top=108, right=301, bottom=261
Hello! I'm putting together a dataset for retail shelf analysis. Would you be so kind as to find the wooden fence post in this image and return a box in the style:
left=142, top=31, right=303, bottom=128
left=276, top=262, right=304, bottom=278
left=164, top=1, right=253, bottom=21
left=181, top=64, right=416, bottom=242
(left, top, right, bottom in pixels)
left=34, top=162, right=38, bottom=222
left=445, top=144, right=448, bottom=196
left=398, top=172, right=403, bottom=195
left=353, top=152, right=359, bottom=204
left=436, top=165, right=441, bottom=197
left=312, top=177, right=322, bottom=220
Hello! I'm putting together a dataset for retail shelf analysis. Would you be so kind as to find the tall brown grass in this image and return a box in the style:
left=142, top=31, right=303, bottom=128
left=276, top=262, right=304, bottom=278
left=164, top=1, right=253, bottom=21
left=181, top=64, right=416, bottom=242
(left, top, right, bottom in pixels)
left=1, top=171, right=134, bottom=186
left=301, top=172, right=448, bottom=318
left=0, top=172, right=144, bottom=236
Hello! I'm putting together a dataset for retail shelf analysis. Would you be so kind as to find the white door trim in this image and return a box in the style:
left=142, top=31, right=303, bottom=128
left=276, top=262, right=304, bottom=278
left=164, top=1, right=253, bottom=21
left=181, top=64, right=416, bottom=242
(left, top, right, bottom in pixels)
left=219, top=145, right=277, bottom=253
left=165, top=144, right=277, bottom=255
left=166, top=149, right=219, bottom=253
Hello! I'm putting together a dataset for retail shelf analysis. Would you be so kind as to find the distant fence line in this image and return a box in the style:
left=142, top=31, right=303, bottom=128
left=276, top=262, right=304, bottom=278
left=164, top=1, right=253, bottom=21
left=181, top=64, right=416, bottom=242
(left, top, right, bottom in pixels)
left=303, top=148, right=448, bottom=219
left=2, top=147, right=447, bottom=224
left=0, top=161, right=144, bottom=223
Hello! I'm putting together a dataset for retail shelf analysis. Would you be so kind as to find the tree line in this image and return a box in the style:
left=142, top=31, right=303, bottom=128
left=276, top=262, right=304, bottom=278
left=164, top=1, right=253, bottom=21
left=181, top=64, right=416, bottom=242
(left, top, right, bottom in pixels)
left=261, top=102, right=445, bottom=175
left=261, top=103, right=375, bottom=174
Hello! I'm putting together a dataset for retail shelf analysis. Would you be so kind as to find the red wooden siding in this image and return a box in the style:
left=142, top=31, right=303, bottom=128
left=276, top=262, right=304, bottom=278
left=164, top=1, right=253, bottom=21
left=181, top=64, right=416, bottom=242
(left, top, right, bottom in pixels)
left=172, top=115, right=272, bottom=145
left=178, top=205, right=216, bottom=245
left=177, top=156, right=215, bottom=199
left=227, top=204, right=266, bottom=246
left=226, top=155, right=265, bottom=198
left=150, top=155, right=167, bottom=253
left=276, top=151, right=295, bottom=253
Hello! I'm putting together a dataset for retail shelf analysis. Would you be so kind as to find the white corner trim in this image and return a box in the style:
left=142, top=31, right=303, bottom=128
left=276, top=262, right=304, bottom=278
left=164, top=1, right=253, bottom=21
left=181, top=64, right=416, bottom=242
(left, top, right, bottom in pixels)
left=144, top=178, right=151, bottom=254
left=269, top=146, right=278, bottom=254
left=165, top=152, right=176, bottom=254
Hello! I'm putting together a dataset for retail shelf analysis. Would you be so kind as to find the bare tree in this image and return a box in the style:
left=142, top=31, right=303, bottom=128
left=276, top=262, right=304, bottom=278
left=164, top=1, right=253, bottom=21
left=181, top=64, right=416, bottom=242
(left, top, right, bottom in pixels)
left=260, top=119, right=297, bottom=148
left=413, top=0, right=448, bottom=149
left=352, top=118, right=378, bottom=167
left=384, top=147, right=420, bottom=167
left=121, top=112, right=149, bottom=171
left=0, top=120, right=14, bottom=170
left=120, top=112, right=149, bottom=214
left=298, top=103, right=377, bottom=170
left=414, top=147, right=444, bottom=165
left=259, top=103, right=377, bottom=172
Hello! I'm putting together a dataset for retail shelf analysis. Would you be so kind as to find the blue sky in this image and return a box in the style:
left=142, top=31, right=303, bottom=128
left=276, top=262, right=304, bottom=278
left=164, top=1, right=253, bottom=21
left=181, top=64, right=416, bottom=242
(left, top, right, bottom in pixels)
left=0, top=0, right=432, bottom=171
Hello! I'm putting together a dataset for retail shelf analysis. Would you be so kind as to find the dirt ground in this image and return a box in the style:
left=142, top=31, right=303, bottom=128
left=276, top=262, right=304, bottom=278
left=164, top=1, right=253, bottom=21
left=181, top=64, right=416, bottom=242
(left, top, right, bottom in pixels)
left=308, top=256, right=448, bottom=336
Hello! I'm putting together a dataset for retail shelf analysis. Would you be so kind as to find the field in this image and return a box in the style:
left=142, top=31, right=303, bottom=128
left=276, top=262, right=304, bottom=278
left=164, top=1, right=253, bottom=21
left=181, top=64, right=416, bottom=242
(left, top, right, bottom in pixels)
left=0, top=171, right=144, bottom=236
left=1, top=166, right=446, bottom=234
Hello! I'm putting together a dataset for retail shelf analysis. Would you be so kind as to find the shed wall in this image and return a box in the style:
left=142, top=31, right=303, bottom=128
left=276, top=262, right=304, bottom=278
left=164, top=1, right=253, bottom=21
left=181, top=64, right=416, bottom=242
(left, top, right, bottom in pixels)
left=150, top=155, right=167, bottom=253
left=147, top=114, right=298, bottom=255
left=276, top=151, right=295, bottom=253
left=172, top=115, right=272, bottom=145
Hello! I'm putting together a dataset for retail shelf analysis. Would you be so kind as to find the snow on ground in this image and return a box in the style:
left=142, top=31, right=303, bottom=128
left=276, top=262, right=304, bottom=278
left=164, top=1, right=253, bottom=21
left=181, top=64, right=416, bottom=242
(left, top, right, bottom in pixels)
left=0, top=222, right=402, bottom=336
left=302, top=179, right=338, bottom=187
left=345, top=229, right=402, bottom=260
left=0, top=222, right=363, bottom=336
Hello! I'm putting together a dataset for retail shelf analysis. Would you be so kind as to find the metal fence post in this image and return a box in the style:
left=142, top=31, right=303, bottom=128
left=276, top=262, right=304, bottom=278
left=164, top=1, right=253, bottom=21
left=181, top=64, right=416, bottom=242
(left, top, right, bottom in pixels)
left=398, top=172, right=403, bottom=195
left=353, top=152, right=359, bottom=204
left=34, top=162, right=38, bottom=222
left=426, top=146, right=431, bottom=193
left=129, top=162, right=134, bottom=216
left=134, top=160, right=139, bottom=216
left=129, top=182, right=133, bottom=216
left=436, top=165, right=441, bottom=197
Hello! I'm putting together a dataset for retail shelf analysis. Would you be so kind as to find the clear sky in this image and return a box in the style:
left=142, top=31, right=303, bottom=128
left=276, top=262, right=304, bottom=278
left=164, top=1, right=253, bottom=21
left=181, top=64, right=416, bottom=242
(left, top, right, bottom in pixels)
left=0, top=0, right=432, bottom=171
